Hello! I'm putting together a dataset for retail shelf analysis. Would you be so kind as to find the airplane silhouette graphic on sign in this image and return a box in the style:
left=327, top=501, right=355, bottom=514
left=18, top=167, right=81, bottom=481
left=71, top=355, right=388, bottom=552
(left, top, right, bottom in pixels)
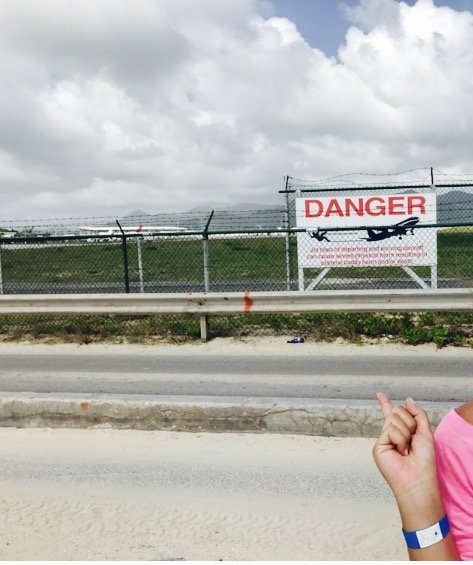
left=307, top=216, right=421, bottom=243
left=362, top=216, right=420, bottom=242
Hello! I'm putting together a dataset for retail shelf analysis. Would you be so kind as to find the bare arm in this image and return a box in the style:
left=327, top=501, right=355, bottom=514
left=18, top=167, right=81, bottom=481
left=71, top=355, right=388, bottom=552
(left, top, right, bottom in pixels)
left=372, top=393, right=460, bottom=560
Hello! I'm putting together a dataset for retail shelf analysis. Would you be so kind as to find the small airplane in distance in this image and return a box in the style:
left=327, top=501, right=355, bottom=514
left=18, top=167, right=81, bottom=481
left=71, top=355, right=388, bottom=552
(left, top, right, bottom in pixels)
left=362, top=216, right=420, bottom=242
left=79, top=225, right=186, bottom=237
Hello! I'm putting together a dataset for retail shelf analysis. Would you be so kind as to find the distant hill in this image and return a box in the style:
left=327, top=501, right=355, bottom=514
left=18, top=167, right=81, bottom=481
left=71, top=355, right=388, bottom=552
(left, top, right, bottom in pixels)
left=437, top=190, right=473, bottom=223
left=121, top=203, right=286, bottom=231
left=188, top=202, right=283, bottom=213
left=119, top=190, right=472, bottom=232
left=123, top=209, right=149, bottom=219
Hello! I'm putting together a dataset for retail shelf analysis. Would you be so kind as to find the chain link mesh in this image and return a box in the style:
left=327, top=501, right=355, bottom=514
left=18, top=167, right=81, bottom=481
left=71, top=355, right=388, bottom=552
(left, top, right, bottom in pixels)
left=0, top=225, right=470, bottom=294
left=0, top=202, right=471, bottom=343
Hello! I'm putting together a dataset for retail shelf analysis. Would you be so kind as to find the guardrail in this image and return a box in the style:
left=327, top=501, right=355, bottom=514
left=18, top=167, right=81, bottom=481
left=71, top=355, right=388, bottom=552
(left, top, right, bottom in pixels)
left=0, top=288, right=471, bottom=341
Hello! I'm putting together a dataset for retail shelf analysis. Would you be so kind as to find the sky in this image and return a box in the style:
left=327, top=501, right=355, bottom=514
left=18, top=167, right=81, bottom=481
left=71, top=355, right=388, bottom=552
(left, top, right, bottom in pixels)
left=1, top=0, right=473, bottom=222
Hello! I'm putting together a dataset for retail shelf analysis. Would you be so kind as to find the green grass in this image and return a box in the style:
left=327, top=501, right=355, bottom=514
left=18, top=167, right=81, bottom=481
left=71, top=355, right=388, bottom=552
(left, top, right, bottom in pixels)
left=0, top=311, right=471, bottom=348
left=211, top=311, right=473, bottom=347
left=0, top=313, right=202, bottom=343
left=0, top=237, right=286, bottom=284
left=437, top=232, right=473, bottom=278
left=0, top=231, right=471, bottom=286
left=0, top=243, right=125, bottom=285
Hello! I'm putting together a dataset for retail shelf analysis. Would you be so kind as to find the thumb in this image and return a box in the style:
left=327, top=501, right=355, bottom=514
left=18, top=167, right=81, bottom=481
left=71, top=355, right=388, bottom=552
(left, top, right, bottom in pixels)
left=405, top=397, right=433, bottom=436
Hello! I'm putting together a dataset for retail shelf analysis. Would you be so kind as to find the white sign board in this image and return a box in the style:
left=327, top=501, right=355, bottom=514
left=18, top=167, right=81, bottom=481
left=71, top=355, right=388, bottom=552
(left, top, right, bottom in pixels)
left=296, top=193, right=437, bottom=268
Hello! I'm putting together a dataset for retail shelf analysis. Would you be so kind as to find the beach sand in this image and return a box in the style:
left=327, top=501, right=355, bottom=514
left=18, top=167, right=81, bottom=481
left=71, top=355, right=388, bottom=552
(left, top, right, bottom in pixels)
left=0, top=428, right=406, bottom=561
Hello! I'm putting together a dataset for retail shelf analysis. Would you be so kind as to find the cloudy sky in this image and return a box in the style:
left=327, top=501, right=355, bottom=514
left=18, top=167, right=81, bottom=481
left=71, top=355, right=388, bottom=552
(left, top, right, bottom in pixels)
left=1, top=0, right=473, bottom=221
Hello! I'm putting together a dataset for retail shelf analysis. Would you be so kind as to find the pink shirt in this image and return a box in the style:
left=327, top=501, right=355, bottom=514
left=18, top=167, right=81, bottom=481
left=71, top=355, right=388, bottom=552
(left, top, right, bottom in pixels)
left=435, top=408, right=473, bottom=560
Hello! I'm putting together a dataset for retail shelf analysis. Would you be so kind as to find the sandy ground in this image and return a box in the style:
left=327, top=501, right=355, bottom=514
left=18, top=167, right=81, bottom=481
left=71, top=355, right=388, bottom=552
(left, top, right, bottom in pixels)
left=0, top=335, right=470, bottom=357
left=0, top=339, right=465, bottom=560
left=0, top=428, right=407, bottom=561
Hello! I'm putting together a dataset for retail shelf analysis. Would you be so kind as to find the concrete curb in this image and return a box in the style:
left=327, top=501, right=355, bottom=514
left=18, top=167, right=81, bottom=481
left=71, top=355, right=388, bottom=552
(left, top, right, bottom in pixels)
left=0, top=394, right=458, bottom=437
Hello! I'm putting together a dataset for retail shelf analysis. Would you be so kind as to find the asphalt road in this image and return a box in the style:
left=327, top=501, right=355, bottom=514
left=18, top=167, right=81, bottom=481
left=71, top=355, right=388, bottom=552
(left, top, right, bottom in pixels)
left=0, top=343, right=471, bottom=401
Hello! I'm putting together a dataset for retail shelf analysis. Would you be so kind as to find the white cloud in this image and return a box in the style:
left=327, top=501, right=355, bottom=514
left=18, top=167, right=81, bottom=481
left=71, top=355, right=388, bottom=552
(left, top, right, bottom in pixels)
left=342, top=0, right=402, bottom=34
left=0, top=0, right=471, bottom=221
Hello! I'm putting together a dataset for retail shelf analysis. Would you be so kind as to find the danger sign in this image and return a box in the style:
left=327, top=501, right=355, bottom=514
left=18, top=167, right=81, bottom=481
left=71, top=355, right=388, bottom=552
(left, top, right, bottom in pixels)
left=296, top=192, right=437, bottom=269
left=297, top=193, right=436, bottom=228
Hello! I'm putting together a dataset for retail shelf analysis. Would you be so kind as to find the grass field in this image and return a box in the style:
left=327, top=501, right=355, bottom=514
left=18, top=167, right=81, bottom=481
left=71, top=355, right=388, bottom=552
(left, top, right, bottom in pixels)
left=0, top=231, right=471, bottom=287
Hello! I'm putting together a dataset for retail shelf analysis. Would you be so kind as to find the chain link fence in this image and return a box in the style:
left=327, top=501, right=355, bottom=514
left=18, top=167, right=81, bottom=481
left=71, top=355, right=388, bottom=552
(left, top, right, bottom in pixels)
left=0, top=224, right=471, bottom=295
left=0, top=171, right=472, bottom=343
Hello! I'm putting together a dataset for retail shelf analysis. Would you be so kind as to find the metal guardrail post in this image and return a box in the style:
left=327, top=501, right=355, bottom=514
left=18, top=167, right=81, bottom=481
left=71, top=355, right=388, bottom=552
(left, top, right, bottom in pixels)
left=116, top=221, right=130, bottom=294
left=200, top=314, right=210, bottom=342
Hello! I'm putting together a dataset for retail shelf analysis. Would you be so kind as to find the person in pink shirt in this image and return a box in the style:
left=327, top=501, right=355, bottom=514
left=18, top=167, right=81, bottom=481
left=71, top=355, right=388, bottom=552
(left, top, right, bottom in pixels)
left=373, top=393, right=473, bottom=560
left=435, top=401, right=473, bottom=560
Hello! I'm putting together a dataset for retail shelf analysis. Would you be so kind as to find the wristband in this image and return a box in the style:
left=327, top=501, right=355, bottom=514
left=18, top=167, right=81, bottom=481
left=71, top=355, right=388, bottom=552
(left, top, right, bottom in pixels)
left=402, top=515, right=450, bottom=550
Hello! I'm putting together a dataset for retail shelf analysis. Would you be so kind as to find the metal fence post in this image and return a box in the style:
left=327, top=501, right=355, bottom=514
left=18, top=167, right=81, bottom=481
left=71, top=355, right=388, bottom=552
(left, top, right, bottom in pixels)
left=203, top=239, right=210, bottom=292
left=0, top=244, right=3, bottom=295
left=116, top=221, right=130, bottom=293
left=284, top=176, right=292, bottom=291
left=201, top=211, right=214, bottom=341
left=284, top=211, right=291, bottom=292
left=137, top=237, right=144, bottom=293
left=202, top=210, right=214, bottom=293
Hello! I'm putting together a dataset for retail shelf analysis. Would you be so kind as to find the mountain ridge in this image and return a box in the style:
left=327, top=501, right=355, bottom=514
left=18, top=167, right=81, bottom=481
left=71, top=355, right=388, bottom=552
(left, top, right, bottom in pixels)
left=120, top=190, right=472, bottom=229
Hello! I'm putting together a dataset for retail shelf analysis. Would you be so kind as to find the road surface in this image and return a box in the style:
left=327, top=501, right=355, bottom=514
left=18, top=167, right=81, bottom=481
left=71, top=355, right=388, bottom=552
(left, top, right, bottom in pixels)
left=0, top=428, right=406, bottom=561
left=0, top=340, right=470, bottom=402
